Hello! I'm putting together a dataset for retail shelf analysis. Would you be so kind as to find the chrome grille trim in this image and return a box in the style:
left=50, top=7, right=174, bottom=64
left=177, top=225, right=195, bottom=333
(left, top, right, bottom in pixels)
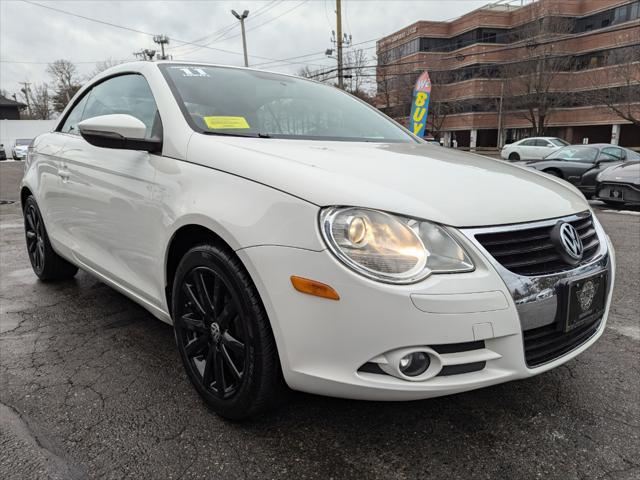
left=474, top=212, right=599, bottom=276
left=459, top=212, right=610, bottom=332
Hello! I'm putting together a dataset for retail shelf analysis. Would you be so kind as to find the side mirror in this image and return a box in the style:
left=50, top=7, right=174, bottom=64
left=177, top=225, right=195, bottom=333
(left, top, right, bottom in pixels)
left=78, top=114, right=162, bottom=153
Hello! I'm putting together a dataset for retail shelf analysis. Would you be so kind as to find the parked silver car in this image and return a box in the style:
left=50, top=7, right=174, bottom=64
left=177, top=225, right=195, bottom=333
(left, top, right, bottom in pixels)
left=595, top=161, right=640, bottom=207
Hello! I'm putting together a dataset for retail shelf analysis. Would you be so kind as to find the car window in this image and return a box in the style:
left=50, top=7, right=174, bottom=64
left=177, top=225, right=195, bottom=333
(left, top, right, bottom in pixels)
left=15, top=139, right=32, bottom=145
left=627, top=150, right=640, bottom=160
left=550, top=138, right=569, bottom=147
left=60, top=94, right=89, bottom=135
left=81, top=74, right=159, bottom=138
left=520, top=139, right=536, bottom=146
left=534, top=139, right=551, bottom=147
left=549, top=146, right=599, bottom=162
left=600, top=147, right=624, bottom=161
left=160, top=64, right=414, bottom=142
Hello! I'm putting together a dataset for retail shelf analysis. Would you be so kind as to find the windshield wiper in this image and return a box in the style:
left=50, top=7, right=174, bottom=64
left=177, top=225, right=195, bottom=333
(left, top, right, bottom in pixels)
left=201, top=131, right=271, bottom=139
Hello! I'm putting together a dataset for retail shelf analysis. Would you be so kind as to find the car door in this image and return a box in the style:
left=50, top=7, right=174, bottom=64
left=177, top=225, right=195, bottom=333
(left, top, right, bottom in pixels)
left=559, top=149, right=599, bottom=187
left=582, top=147, right=625, bottom=188
left=535, top=139, right=556, bottom=159
left=518, top=139, right=536, bottom=159
left=56, top=73, right=163, bottom=306
left=37, top=94, right=91, bottom=258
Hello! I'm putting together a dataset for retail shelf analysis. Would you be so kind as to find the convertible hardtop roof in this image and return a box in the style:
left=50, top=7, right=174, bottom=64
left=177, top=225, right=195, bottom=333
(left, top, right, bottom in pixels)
left=101, top=60, right=301, bottom=81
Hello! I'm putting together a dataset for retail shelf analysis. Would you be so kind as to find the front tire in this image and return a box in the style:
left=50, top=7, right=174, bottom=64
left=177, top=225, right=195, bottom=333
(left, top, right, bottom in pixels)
left=172, top=244, right=284, bottom=419
left=508, top=152, right=520, bottom=161
left=23, top=196, right=78, bottom=280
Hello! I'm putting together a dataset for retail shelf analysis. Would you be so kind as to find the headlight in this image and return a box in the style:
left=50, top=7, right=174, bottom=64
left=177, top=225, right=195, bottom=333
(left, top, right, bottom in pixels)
left=320, top=207, right=474, bottom=284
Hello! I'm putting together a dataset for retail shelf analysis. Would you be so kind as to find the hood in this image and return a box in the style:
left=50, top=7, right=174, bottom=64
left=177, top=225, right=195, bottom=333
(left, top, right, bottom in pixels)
left=187, top=135, right=589, bottom=227
left=599, top=161, right=640, bottom=184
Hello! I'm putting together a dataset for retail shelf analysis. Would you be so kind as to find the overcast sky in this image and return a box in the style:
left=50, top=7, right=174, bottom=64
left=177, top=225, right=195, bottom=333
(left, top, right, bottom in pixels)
left=1, top=0, right=491, bottom=99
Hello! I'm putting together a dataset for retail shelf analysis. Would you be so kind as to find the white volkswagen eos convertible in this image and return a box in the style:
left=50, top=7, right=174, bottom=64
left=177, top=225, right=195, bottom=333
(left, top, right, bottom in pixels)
left=21, top=62, right=615, bottom=419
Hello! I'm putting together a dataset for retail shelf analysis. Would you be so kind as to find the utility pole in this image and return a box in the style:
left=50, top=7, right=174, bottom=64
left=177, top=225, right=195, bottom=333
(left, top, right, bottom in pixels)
left=153, top=35, right=170, bottom=60
left=336, top=0, right=344, bottom=89
left=231, top=10, right=250, bottom=67
left=19, top=82, right=32, bottom=118
left=497, top=80, right=505, bottom=149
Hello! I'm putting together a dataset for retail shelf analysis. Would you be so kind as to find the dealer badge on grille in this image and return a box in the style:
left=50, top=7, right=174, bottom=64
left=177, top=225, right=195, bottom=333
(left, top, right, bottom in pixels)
left=577, top=279, right=598, bottom=312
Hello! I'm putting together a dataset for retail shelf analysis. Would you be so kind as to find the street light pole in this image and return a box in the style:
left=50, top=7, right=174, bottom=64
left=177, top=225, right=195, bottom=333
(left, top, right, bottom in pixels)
left=231, top=9, right=250, bottom=67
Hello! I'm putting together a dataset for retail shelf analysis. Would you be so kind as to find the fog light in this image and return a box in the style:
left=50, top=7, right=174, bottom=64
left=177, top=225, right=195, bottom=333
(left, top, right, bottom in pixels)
left=399, top=352, right=430, bottom=377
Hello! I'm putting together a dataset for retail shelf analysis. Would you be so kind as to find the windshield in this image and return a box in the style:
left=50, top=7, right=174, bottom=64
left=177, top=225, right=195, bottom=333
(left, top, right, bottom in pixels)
left=15, top=139, right=31, bottom=145
left=550, top=138, right=569, bottom=147
left=546, top=146, right=598, bottom=161
left=160, top=64, right=415, bottom=143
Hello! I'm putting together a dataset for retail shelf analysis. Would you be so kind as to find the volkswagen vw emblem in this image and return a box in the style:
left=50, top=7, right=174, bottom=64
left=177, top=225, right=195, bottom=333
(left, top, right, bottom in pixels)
left=559, top=223, right=584, bottom=260
left=210, top=322, right=221, bottom=343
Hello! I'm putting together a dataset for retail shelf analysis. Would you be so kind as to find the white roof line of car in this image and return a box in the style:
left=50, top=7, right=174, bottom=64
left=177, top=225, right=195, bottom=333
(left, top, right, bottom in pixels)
left=96, top=60, right=310, bottom=83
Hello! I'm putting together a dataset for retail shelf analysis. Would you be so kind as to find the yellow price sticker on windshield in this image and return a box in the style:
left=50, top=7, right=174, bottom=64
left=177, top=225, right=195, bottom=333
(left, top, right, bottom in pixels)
left=203, top=116, right=250, bottom=129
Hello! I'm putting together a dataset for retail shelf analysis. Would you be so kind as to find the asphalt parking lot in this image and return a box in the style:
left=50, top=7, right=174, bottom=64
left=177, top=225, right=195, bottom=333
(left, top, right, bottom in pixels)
left=1, top=161, right=639, bottom=480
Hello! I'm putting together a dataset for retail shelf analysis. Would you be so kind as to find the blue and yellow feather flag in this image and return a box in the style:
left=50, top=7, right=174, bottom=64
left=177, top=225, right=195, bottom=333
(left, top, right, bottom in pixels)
left=408, top=71, right=432, bottom=137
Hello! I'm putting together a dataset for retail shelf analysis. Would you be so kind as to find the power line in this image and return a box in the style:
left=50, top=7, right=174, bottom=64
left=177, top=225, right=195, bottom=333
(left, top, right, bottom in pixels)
left=18, top=0, right=328, bottom=67
left=252, top=37, right=378, bottom=68
left=215, top=0, right=311, bottom=44
left=0, top=59, right=131, bottom=65
left=169, top=0, right=283, bottom=56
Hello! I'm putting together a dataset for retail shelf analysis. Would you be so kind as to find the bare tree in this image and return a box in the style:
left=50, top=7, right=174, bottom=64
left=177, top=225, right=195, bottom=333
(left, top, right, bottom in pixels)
left=587, top=44, right=640, bottom=127
left=297, top=65, right=335, bottom=84
left=47, top=59, right=81, bottom=113
left=88, top=58, right=125, bottom=79
left=29, top=83, right=53, bottom=120
left=500, top=7, right=575, bottom=135
left=298, top=48, right=372, bottom=96
left=343, top=48, right=371, bottom=95
left=427, top=100, right=462, bottom=140
left=375, top=52, right=394, bottom=111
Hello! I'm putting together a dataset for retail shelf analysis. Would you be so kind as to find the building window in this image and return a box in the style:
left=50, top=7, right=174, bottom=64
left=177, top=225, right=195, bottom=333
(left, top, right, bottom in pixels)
left=482, top=32, right=497, bottom=43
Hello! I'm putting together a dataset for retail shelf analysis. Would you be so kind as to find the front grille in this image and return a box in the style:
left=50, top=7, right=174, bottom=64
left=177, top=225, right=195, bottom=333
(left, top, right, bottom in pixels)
left=598, top=183, right=640, bottom=203
left=475, top=214, right=600, bottom=276
left=523, top=315, right=602, bottom=367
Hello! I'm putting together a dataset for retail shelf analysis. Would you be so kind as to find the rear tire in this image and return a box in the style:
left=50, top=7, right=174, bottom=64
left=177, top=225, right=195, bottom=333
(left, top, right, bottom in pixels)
left=23, top=196, right=78, bottom=280
left=171, top=244, right=285, bottom=420
left=508, top=152, right=520, bottom=161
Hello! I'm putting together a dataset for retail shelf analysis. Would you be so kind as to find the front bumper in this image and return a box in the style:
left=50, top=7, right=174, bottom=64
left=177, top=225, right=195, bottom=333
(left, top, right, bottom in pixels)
left=596, top=182, right=640, bottom=205
left=237, top=214, right=615, bottom=401
left=13, top=149, right=27, bottom=159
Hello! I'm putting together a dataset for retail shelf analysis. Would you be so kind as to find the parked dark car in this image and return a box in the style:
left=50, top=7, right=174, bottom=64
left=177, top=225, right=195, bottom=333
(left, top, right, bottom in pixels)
left=595, top=161, right=640, bottom=207
left=0, top=143, right=6, bottom=160
left=516, top=144, right=640, bottom=197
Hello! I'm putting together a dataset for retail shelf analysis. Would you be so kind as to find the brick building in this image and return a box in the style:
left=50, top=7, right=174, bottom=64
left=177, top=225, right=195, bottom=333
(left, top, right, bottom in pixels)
left=375, top=0, right=640, bottom=149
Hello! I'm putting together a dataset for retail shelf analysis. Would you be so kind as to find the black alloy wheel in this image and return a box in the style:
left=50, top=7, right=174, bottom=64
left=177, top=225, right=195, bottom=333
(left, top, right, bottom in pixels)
left=172, top=244, right=284, bottom=419
left=176, top=266, right=247, bottom=398
left=25, top=203, right=45, bottom=273
left=23, top=196, right=78, bottom=280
